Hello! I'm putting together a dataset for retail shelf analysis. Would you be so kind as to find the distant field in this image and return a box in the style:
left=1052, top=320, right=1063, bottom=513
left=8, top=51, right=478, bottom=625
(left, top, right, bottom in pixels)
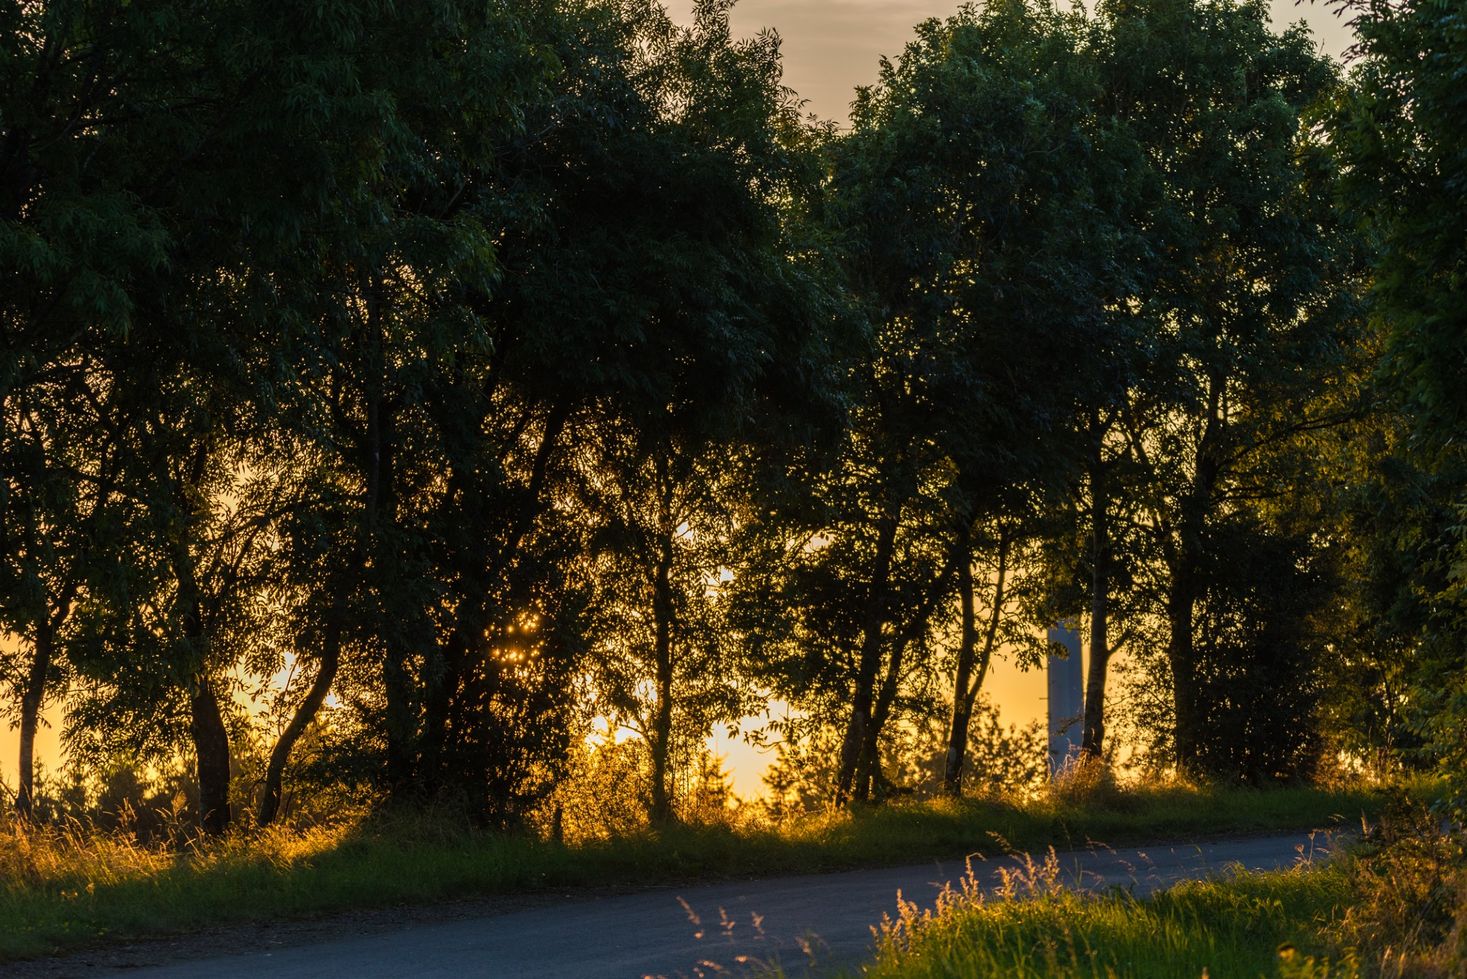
left=0, top=783, right=1385, bottom=961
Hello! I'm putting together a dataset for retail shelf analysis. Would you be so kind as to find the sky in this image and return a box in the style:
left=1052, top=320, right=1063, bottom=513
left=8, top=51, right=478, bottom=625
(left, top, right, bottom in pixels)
left=0, top=1, right=1361, bottom=804
left=666, top=0, right=1356, bottom=125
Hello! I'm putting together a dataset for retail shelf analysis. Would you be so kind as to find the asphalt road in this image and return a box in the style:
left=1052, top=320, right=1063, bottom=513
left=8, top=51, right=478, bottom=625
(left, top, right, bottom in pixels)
left=78, top=831, right=1330, bottom=979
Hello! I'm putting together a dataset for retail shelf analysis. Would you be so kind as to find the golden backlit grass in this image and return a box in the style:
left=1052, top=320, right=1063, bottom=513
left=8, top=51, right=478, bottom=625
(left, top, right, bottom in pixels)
left=840, top=859, right=1358, bottom=979
left=802, top=790, right=1462, bottom=979
left=0, top=782, right=1388, bottom=962
left=831, top=808, right=1466, bottom=979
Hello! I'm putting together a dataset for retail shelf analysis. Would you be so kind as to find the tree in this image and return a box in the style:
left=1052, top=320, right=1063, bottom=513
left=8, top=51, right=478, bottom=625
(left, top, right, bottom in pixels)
left=553, top=0, right=840, bottom=824
left=0, top=0, right=178, bottom=819
left=0, top=363, right=123, bottom=819
left=786, top=0, right=1127, bottom=802
left=1330, top=0, right=1467, bottom=804
left=1081, top=0, right=1357, bottom=780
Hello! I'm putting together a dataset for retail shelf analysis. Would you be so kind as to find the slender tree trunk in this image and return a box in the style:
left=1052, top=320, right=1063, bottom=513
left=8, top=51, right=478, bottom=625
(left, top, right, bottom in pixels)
left=943, top=544, right=978, bottom=797
left=944, top=528, right=1008, bottom=795
left=418, top=628, right=463, bottom=799
left=1081, top=434, right=1111, bottom=761
left=1167, top=549, right=1204, bottom=775
left=649, top=517, right=676, bottom=824
left=171, top=463, right=232, bottom=836
left=258, top=620, right=342, bottom=828
left=1081, top=591, right=1110, bottom=761
left=836, top=508, right=899, bottom=805
left=359, top=274, right=413, bottom=796
left=862, top=633, right=908, bottom=801
left=857, top=737, right=885, bottom=800
left=417, top=452, right=472, bottom=800
left=190, top=678, right=231, bottom=835
left=1169, top=392, right=1221, bottom=778
left=15, top=622, right=53, bottom=820
left=859, top=533, right=969, bottom=801
left=837, top=697, right=873, bottom=805
left=1166, top=481, right=1207, bottom=777
left=381, top=649, right=415, bottom=796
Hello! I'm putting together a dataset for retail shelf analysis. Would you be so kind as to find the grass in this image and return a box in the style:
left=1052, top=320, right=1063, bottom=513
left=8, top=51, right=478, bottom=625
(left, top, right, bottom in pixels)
left=842, top=859, right=1358, bottom=979
left=0, top=782, right=1386, bottom=962
left=820, top=789, right=1464, bottom=979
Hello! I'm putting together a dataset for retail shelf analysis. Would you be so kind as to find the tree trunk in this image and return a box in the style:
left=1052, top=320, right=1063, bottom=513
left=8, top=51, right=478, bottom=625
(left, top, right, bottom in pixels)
left=836, top=508, right=899, bottom=805
left=943, top=528, right=1008, bottom=795
left=171, top=482, right=232, bottom=836
left=1169, top=391, right=1221, bottom=778
left=381, top=650, right=415, bottom=796
left=1081, top=598, right=1111, bottom=761
left=359, top=273, right=414, bottom=797
left=943, top=535, right=978, bottom=797
left=837, top=694, right=873, bottom=805
left=418, top=629, right=462, bottom=800
left=191, top=678, right=232, bottom=835
left=1166, top=548, right=1203, bottom=775
left=1081, top=436, right=1111, bottom=761
left=15, top=622, right=53, bottom=820
left=416, top=453, right=471, bottom=800
left=862, top=632, right=908, bottom=802
left=258, top=621, right=342, bottom=828
left=649, top=519, right=676, bottom=824
left=858, top=737, right=886, bottom=800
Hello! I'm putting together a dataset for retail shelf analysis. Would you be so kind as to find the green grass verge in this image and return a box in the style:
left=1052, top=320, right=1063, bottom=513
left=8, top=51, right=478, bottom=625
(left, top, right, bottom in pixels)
left=0, top=783, right=1384, bottom=962
left=848, top=861, right=1357, bottom=979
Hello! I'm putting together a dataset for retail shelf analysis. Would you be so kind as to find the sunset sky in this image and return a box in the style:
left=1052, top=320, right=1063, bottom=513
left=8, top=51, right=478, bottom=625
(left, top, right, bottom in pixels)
left=668, top=0, right=1356, bottom=124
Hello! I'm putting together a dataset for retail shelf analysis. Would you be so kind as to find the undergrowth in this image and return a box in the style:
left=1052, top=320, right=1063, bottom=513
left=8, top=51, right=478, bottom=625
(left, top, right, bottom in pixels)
left=829, top=790, right=1461, bottom=979
left=0, top=781, right=1386, bottom=962
left=851, top=853, right=1355, bottom=979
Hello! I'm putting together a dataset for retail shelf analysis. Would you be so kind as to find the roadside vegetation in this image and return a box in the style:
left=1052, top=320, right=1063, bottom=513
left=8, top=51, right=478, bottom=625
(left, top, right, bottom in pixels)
left=858, top=858, right=1352, bottom=979
left=826, top=799, right=1463, bottom=979
left=0, top=781, right=1382, bottom=961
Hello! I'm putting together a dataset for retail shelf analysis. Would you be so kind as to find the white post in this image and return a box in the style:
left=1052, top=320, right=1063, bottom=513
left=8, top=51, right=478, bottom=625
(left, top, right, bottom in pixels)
left=1046, top=621, right=1083, bottom=778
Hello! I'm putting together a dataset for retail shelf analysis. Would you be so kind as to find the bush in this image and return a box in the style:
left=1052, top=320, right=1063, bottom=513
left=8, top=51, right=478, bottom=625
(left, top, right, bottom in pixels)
left=1338, top=802, right=1466, bottom=977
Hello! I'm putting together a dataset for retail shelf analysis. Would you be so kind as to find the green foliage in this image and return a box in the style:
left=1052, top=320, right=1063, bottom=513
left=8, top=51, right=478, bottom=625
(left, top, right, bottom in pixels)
left=1330, top=0, right=1467, bottom=811
left=736, top=0, right=1130, bottom=806
left=3, top=0, right=843, bottom=831
left=1336, top=802, right=1467, bottom=976
left=1094, top=0, right=1356, bottom=783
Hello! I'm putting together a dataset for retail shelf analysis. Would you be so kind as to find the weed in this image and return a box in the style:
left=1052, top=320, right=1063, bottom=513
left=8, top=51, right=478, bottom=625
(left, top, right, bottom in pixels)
left=1336, top=803, right=1466, bottom=978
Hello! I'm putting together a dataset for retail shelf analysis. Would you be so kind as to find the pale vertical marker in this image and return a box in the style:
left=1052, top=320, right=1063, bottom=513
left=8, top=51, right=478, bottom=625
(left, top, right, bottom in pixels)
left=1046, top=621, right=1084, bottom=778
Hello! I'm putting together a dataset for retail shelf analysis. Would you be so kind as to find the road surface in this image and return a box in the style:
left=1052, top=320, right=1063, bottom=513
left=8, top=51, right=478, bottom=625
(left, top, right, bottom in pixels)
left=51, top=831, right=1332, bottom=978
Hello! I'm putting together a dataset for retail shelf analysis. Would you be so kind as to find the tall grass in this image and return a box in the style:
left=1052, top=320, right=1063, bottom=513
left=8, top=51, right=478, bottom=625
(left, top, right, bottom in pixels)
left=1334, top=803, right=1466, bottom=977
left=854, top=858, right=1357, bottom=979
left=834, top=788, right=1461, bottom=979
left=0, top=782, right=1385, bottom=962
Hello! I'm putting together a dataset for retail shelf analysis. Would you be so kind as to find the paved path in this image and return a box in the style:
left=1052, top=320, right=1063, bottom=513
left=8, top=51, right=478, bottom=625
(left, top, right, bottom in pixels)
left=84, top=832, right=1329, bottom=979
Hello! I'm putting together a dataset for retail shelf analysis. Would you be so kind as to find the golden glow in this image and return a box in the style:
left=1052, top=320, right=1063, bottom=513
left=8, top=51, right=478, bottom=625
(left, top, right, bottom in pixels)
left=664, top=1, right=1352, bottom=125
